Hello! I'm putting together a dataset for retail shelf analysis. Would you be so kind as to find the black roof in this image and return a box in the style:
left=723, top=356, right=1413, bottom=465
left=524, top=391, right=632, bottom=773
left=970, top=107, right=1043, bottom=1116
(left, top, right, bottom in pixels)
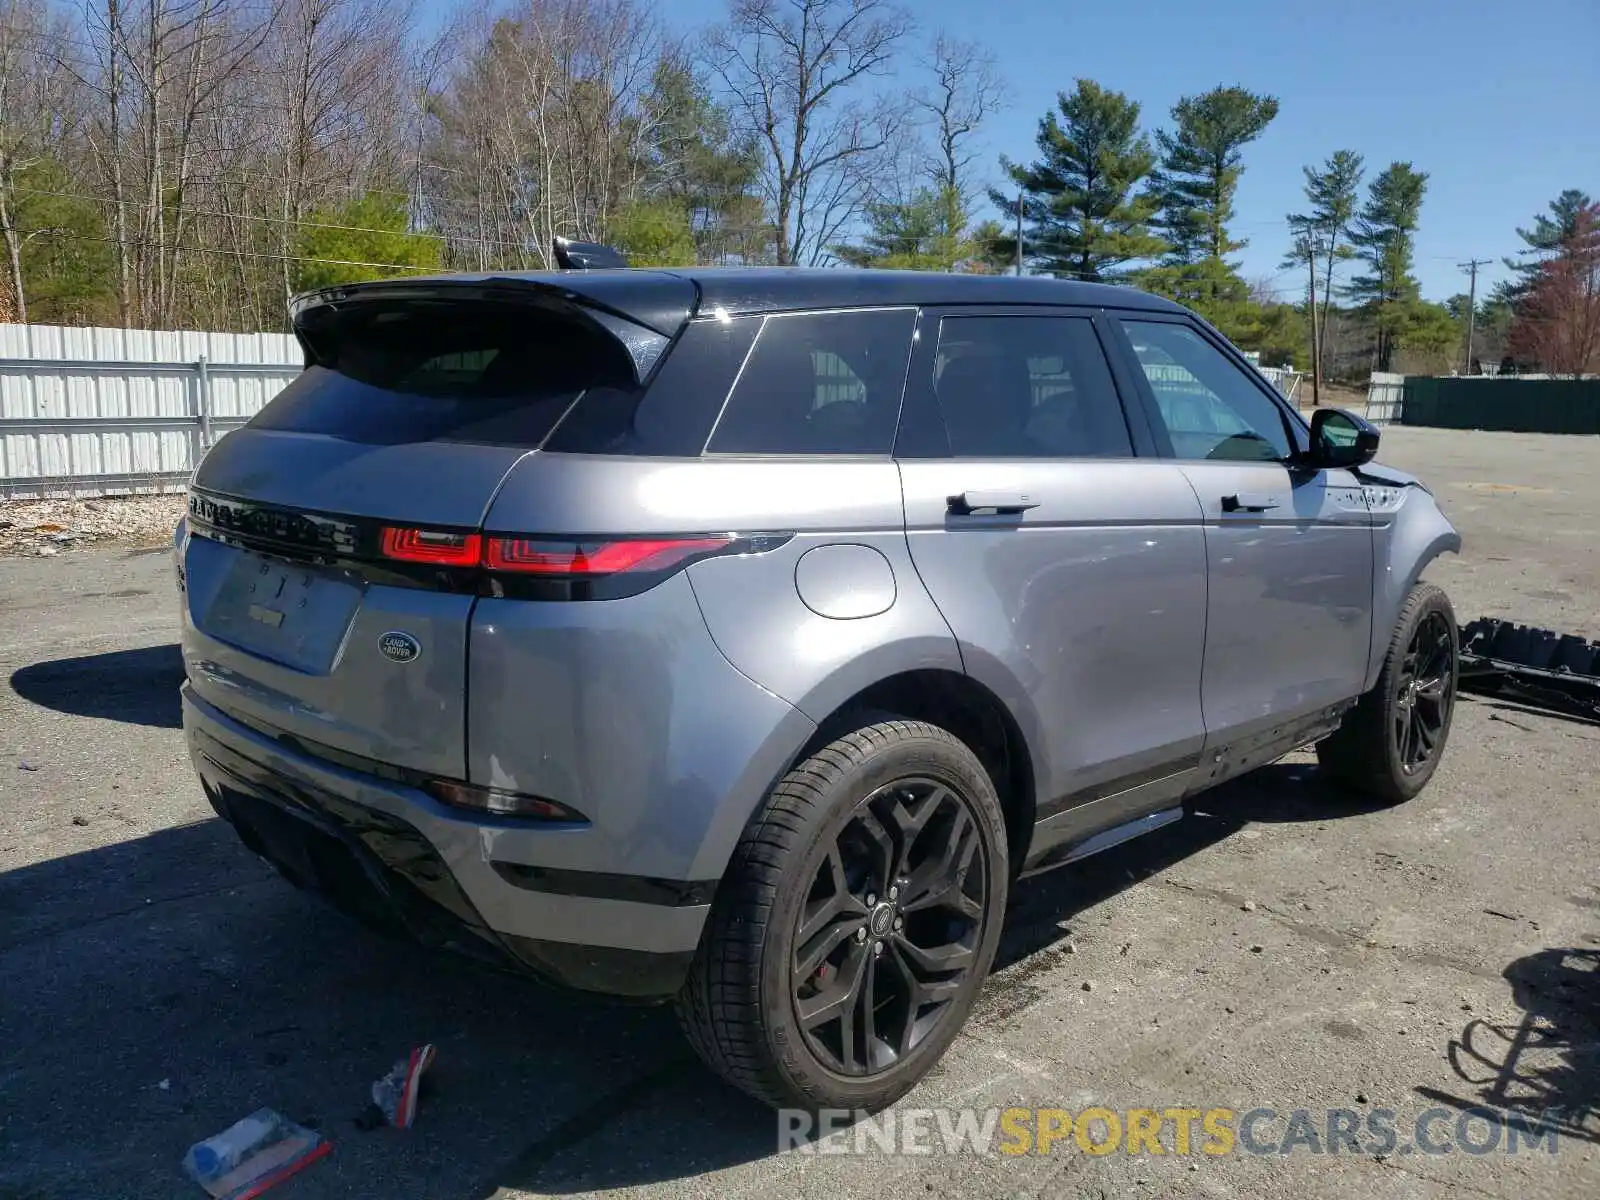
left=654, top=267, right=1185, bottom=318
left=295, top=266, right=1185, bottom=339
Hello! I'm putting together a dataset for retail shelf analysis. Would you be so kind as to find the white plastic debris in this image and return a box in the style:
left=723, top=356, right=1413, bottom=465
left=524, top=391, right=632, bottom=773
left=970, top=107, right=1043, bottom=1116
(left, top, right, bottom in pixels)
left=181, top=1108, right=329, bottom=1199
left=370, top=1043, right=437, bottom=1129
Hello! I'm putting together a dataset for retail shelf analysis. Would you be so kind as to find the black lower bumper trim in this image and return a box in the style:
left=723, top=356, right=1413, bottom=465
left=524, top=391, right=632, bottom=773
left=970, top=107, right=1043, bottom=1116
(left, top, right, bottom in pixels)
left=491, top=861, right=717, bottom=907
left=499, top=937, right=695, bottom=999
left=198, top=751, right=692, bottom=1000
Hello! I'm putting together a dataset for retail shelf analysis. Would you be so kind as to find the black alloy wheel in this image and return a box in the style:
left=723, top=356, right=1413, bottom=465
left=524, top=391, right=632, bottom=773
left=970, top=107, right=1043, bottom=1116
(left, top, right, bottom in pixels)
left=677, top=718, right=1008, bottom=1111
left=1316, top=581, right=1458, bottom=803
left=1394, top=609, right=1455, bottom=774
left=790, top=777, right=988, bottom=1077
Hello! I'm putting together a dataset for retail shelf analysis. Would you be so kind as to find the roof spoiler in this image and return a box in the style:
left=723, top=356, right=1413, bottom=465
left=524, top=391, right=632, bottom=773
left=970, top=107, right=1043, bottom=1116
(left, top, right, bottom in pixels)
left=553, top=236, right=629, bottom=270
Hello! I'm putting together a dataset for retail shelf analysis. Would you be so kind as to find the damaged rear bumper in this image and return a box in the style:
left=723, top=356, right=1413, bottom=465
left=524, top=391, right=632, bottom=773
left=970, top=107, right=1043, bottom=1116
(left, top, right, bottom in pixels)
left=184, top=685, right=702, bottom=999
left=1458, top=618, right=1600, bottom=722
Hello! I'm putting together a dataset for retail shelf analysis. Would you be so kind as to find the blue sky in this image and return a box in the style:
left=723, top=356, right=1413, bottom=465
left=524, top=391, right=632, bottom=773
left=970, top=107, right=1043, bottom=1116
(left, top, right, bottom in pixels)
left=433, top=0, right=1598, bottom=301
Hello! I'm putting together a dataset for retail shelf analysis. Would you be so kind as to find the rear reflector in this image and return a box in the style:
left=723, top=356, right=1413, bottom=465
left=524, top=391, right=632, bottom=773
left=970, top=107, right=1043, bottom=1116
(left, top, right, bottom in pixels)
left=424, top=778, right=586, bottom=821
left=381, top=527, right=482, bottom=566
left=484, top=536, right=732, bottom=576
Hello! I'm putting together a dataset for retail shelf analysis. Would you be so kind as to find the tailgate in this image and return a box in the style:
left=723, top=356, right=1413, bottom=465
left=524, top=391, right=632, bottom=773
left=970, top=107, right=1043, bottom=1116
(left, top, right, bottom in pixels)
left=181, top=449, right=524, bottom=780
left=180, top=276, right=689, bottom=780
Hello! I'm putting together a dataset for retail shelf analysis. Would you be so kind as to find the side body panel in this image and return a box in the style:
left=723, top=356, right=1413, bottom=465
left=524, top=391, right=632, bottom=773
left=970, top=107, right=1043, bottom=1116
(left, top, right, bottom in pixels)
left=899, top=459, right=1209, bottom=843
left=473, top=454, right=947, bottom=883
left=893, top=305, right=1210, bottom=860
left=1175, top=461, right=1376, bottom=742
left=467, top=571, right=817, bottom=887
left=1362, top=480, right=1462, bottom=689
left=683, top=462, right=963, bottom=724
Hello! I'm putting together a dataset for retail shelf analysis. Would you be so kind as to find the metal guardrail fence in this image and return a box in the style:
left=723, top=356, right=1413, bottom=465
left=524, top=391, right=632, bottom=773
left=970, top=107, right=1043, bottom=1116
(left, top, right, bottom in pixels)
left=1365, top=372, right=1405, bottom=424
left=0, top=323, right=303, bottom=498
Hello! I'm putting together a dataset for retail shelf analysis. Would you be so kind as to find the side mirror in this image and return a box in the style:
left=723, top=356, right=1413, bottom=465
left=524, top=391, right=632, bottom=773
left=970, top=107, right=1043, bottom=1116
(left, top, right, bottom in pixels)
left=1308, top=407, right=1380, bottom=469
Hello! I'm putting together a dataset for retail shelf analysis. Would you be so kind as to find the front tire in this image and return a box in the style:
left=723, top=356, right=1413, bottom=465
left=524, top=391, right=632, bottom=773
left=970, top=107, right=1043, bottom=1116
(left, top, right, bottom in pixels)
left=1317, top=582, right=1458, bottom=803
left=676, top=719, right=1008, bottom=1111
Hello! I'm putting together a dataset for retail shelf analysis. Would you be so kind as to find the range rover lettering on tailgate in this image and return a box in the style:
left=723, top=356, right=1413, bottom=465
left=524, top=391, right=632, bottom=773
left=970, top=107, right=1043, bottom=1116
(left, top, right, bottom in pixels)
left=175, top=264, right=1461, bottom=1111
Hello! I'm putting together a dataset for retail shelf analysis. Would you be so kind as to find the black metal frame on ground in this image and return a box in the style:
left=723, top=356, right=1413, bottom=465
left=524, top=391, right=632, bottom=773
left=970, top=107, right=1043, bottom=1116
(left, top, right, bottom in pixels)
left=1458, top=617, right=1600, bottom=722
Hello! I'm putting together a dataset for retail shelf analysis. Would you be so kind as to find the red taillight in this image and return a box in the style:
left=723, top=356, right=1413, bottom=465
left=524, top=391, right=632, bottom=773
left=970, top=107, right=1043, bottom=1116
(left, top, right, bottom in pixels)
left=375, top=527, right=787, bottom=599
left=381, top=526, right=482, bottom=566
left=484, top=536, right=732, bottom=575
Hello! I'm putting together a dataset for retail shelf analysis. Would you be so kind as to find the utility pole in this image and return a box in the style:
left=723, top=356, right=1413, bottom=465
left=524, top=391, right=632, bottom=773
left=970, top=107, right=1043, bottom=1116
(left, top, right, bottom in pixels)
left=1458, top=258, right=1491, bottom=374
left=1303, top=233, right=1322, bottom=406
left=1015, top=192, right=1024, bottom=277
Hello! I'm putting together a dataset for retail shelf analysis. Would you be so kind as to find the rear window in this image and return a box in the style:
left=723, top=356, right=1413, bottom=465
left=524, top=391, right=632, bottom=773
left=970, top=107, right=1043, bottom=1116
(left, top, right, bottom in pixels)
left=255, top=301, right=639, bottom=446
left=544, top=314, right=762, bottom=457
left=705, top=308, right=917, bottom=455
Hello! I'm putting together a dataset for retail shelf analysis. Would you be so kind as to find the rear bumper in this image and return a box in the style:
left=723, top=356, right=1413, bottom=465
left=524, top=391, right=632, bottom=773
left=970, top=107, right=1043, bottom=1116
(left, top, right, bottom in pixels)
left=184, top=685, right=705, bottom=998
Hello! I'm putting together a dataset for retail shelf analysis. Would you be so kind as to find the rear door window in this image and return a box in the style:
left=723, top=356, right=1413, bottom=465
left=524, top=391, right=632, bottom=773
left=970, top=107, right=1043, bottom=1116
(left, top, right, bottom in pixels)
left=932, top=316, right=1134, bottom=458
left=705, top=308, right=916, bottom=455
left=257, top=301, right=640, bottom=446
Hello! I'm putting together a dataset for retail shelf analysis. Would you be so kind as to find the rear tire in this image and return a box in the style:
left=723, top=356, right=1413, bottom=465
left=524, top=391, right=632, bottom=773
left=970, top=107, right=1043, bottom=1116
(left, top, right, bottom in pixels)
left=676, top=719, right=1008, bottom=1112
left=1317, top=582, right=1458, bottom=803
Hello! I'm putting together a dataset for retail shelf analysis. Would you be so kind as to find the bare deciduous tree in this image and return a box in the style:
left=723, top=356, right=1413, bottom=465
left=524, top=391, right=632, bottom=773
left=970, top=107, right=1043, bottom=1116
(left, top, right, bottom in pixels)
left=423, top=0, right=665, bottom=270
left=0, top=0, right=78, bottom=320
left=705, top=0, right=910, bottom=265
left=912, top=33, right=1001, bottom=205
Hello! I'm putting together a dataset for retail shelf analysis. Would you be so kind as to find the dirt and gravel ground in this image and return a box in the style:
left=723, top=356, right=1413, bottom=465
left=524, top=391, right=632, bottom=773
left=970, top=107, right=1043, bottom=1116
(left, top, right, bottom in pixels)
left=1, top=425, right=1596, bottom=1199
left=0, top=494, right=185, bottom=558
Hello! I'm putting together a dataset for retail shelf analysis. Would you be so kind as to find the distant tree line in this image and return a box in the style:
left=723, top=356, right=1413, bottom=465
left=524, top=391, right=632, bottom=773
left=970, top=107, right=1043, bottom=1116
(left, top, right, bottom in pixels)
left=0, top=0, right=1591, bottom=377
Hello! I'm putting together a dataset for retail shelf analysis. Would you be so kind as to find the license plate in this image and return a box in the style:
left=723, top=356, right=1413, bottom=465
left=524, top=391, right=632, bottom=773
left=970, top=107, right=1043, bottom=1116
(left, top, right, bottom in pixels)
left=199, top=548, right=361, bottom=674
left=243, top=559, right=315, bottom=631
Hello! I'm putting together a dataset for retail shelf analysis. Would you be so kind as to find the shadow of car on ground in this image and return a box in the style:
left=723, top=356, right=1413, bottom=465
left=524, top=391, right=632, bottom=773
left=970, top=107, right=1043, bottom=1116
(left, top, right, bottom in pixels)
left=4, top=642, right=1413, bottom=1194
left=9, top=642, right=184, bottom=729
left=0, top=746, right=1387, bottom=1197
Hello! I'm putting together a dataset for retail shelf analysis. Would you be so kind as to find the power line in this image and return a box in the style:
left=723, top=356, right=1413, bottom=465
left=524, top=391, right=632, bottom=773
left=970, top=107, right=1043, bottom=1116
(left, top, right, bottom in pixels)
left=9, top=185, right=538, bottom=253
left=22, top=226, right=445, bottom=273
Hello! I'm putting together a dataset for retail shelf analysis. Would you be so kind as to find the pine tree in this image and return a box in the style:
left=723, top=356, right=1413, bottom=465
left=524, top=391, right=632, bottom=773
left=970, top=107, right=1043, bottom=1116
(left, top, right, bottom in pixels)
left=1346, top=162, right=1429, bottom=372
left=1509, top=200, right=1600, bottom=376
left=834, top=186, right=975, bottom=271
left=1289, top=150, right=1364, bottom=379
left=291, top=195, right=442, bottom=292
left=988, top=79, right=1165, bottom=281
left=1501, top=188, right=1596, bottom=303
left=1138, top=86, right=1278, bottom=334
left=1151, top=85, right=1279, bottom=266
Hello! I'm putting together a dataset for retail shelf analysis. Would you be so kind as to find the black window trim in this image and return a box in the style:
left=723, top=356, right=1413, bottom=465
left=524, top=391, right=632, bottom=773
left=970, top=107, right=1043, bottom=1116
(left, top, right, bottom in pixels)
left=698, top=304, right=920, bottom=459
left=541, top=309, right=762, bottom=458
left=892, top=303, right=1160, bottom=461
left=1101, top=309, right=1310, bottom=462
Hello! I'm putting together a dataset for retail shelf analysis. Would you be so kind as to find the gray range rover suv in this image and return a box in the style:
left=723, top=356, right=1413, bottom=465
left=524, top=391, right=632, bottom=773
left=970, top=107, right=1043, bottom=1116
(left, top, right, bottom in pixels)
left=177, top=267, right=1461, bottom=1111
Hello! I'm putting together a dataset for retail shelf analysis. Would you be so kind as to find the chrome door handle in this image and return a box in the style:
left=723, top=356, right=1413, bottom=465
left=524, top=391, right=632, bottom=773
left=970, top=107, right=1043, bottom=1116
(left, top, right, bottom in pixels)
left=1221, top=493, right=1281, bottom=513
left=947, top=490, right=1041, bottom=516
